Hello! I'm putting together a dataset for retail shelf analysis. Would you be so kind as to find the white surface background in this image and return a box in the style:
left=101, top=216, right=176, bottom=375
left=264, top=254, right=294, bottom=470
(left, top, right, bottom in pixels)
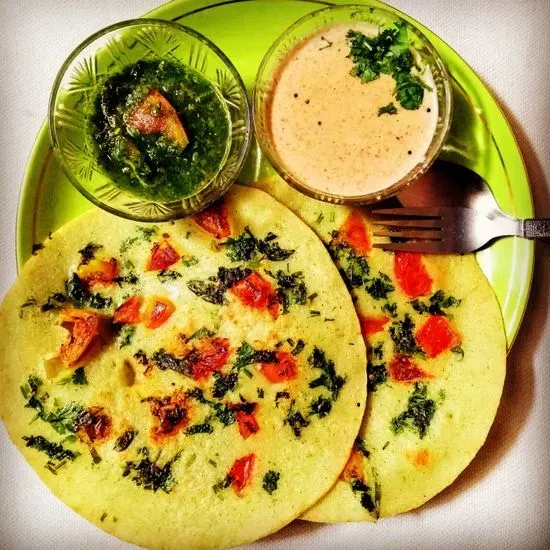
left=1, top=1, right=549, bottom=549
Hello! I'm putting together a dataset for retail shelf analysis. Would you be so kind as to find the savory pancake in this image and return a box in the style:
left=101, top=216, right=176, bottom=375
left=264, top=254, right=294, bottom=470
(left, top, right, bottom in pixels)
left=0, top=185, right=366, bottom=548
left=251, top=173, right=506, bottom=521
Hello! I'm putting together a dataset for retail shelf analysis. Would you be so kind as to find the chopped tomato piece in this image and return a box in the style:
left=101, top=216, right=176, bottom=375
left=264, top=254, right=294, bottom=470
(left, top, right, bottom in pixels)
left=148, top=392, right=188, bottom=441
left=229, top=454, right=255, bottom=497
left=359, top=315, right=390, bottom=339
left=143, top=297, right=175, bottom=329
left=394, top=252, right=433, bottom=298
left=260, top=351, right=298, bottom=383
left=235, top=405, right=260, bottom=439
left=58, top=309, right=101, bottom=366
left=146, top=240, right=181, bottom=271
left=230, top=272, right=275, bottom=312
left=126, top=89, right=189, bottom=149
left=192, top=201, right=231, bottom=239
left=113, top=296, right=142, bottom=324
left=75, top=407, right=111, bottom=444
left=339, top=449, right=365, bottom=482
left=336, top=211, right=371, bottom=255
left=188, top=337, right=230, bottom=380
left=405, top=449, right=431, bottom=468
left=389, top=355, right=432, bottom=382
left=267, top=294, right=281, bottom=320
left=77, top=258, right=119, bottom=286
left=416, top=315, right=461, bottom=358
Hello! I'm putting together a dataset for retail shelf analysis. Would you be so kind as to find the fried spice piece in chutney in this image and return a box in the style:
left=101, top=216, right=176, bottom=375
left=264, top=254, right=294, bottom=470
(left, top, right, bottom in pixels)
left=92, top=59, right=230, bottom=202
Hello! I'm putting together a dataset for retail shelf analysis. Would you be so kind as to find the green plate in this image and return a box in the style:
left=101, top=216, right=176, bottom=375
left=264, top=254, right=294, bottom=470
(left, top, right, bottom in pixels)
left=16, top=0, right=533, bottom=348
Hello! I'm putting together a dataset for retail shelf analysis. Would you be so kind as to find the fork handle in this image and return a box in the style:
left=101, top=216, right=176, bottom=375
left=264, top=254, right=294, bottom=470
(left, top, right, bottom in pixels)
left=523, top=219, right=550, bottom=238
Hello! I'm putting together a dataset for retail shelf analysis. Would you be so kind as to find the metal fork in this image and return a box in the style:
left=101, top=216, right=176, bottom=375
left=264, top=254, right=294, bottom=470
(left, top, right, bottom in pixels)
left=372, top=206, right=550, bottom=253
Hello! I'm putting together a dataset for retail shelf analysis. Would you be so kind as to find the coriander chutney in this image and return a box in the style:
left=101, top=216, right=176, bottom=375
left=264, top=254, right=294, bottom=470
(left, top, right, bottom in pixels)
left=92, top=59, right=231, bottom=202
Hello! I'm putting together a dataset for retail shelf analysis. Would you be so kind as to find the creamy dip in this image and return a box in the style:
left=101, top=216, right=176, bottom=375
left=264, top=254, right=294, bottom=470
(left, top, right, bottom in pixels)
left=268, top=23, right=438, bottom=197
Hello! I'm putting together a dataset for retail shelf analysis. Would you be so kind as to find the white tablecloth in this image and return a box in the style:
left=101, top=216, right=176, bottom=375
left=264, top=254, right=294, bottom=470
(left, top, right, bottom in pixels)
left=1, top=1, right=549, bottom=548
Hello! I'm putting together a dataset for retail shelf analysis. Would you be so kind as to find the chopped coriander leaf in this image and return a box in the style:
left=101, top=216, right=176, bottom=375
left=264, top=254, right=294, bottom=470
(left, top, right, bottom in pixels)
left=136, top=226, right=159, bottom=242
left=65, top=273, right=112, bottom=309
left=185, top=327, right=215, bottom=343
left=181, top=256, right=199, bottom=267
left=212, top=371, right=238, bottom=399
left=268, top=270, right=307, bottom=313
left=391, top=382, right=436, bottom=438
left=78, top=243, right=102, bottom=265
left=410, top=290, right=462, bottom=316
left=157, top=269, right=182, bottom=283
left=187, top=266, right=251, bottom=305
left=367, top=362, right=387, bottom=392
left=365, top=272, right=394, bottom=300
left=371, top=343, right=384, bottom=360
left=291, top=339, right=305, bottom=356
left=309, top=396, right=332, bottom=418
left=381, top=302, right=398, bottom=318
left=113, top=273, right=139, bottom=286
left=275, top=391, right=290, bottom=408
left=119, top=236, right=138, bottom=254
left=22, top=435, right=79, bottom=462
left=41, top=292, right=67, bottom=312
left=378, top=102, right=398, bottom=116
left=122, top=450, right=181, bottom=493
left=185, top=422, right=214, bottom=435
left=222, top=226, right=294, bottom=262
left=256, top=388, right=265, bottom=399
left=329, top=238, right=370, bottom=288
left=354, top=437, right=370, bottom=458
left=71, top=367, right=88, bottom=386
left=212, top=474, right=232, bottom=494
left=285, top=407, right=310, bottom=438
left=118, top=326, right=136, bottom=349
left=389, top=314, right=424, bottom=356
left=263, top=470, right=281, bottom=494
left=308, top=347, right=346, bottom=401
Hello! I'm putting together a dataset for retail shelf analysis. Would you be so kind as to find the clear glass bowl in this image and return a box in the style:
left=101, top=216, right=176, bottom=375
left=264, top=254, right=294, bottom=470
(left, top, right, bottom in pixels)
left=253, top=4, right=453, bottom=205
left=49, top=19, right=251, bottom=221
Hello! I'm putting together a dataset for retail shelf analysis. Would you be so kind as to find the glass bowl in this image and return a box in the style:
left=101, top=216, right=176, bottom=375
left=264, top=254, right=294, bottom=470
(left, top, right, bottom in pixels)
left=253, top=4, right=452, bottom=205
left=49, top=19, right=251, bottom=221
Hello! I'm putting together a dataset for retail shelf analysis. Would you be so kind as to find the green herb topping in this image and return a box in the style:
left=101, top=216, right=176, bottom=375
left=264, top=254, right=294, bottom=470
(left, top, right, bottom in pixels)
left=118, top=326, right=136, bottom=349
left=78, top=243, right=103, bottom=265
left=378, top=103, right=398, bottom=116
left=187, top=266, right=252, bottom=305
left=22, top=435, right=80, bottom=462
left=59, top=367, right=88, bottom=386
left=157, top=269, right=182, bottom=283
left=410, top=290, right=462, bottom=316
left=346, top=22, right=427, bottom=110
left=389, top=314, right=424, bottom=356
left=391, top=382, right=437, bottom=438
left=65, top=273, right=112, bottom=309
left=354, top=437, right=370, bottom=458
left=262, top=470, right=280, bottom=494
left=308, top=347, right=346, bottom=400
left=367, top=361, right=387, bottom=392
left=267, top=270, right=307, bottom=313
left=222, top=226, right=295, bottom=263
left=122, top=450, right=181, bottom=493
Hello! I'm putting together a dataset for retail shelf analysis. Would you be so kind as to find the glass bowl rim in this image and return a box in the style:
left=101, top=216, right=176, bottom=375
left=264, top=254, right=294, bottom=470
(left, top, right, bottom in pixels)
left=48, top=17, right=252, bottom=222
left=253, top=3, right=453, bottom=205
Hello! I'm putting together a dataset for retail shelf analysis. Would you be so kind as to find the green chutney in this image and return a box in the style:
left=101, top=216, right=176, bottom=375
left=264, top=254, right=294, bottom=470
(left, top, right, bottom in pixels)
left=92, top=59, right=231, bottom=202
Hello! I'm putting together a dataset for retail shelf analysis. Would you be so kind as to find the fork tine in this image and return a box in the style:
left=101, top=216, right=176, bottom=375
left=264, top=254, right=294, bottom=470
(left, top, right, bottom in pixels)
left=372, top=207, right=447, bottom=217
left=372, top=218, right=443, bottom=228
left=372, top=241, right=449, bottom=253
left=373, top=229, right=442, bottom=240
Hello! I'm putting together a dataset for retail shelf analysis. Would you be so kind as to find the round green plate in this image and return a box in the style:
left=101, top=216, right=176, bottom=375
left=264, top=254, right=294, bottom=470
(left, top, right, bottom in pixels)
left=16, top=0, right=533, bottom=348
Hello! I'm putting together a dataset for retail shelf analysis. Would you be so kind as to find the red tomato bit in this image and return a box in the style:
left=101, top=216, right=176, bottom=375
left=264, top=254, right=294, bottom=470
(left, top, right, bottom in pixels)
left=228, top=453, right=256, bottom=497
left=113, top=296, right=142, bottom=325
left=389, top=355, right=432, bottom=382
left=148, top=392, right=188, bottom=441
left=58, top=309, right=101, bottom=366
left=336, top=211, right=372, bottom=255
left=77, top=258, right=119, bottom=286
left=416, top=315, right=461, bottom=358
left=187, top=337, right=230, bottom=380
left=235, top=405, right=260, bottom=439
left=260, top=351, right=298, bottom=383
left=143, top=297, right=175, bottom=329
left=230, top=272, right=277, bottom=315
left=359, top=315, right=390, bottom=340
left=75, top=406, right=112, bottom=444
left=393, top=252, right=433, bottom=298
left=146, top=240, right=181, bottom=271
left=192, top=200, right=231, bottom=239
